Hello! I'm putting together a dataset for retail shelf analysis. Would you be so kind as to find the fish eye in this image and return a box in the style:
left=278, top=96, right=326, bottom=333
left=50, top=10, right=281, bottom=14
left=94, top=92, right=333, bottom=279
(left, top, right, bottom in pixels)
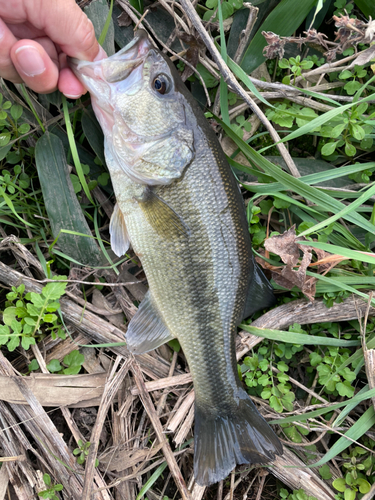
left=152, top=74, right=170, bottom=95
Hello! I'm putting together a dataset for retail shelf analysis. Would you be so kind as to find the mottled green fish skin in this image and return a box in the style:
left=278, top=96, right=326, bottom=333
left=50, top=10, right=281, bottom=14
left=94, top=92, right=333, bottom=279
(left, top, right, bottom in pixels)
left=69, top=31, right=282, bottom=486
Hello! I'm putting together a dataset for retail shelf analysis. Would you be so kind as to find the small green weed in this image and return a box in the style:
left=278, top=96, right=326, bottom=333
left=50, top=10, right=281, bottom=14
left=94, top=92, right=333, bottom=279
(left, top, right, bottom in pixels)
left=309, top=346, right=356, bottom=397
left=38, top=473, right=63, bottom=500
left=46, top=350, right=85, bottom=375
left=241, top=323, right=308, bottom=413
left=73, top=439, right=99, bottom=466
left=279, top=487, right=317, bottom=500
left=266, top=101, right=320, bottom=130
left=0, top=95, right=31, bottom=163
left=333, top=0, right=354, bottom=15
left=0, top=279, right=67, bottom=352
left=203, top=0, right=243, bottom=22
left=320, top=101, right=374, bottom=158
left=332, top=445, right=374, bottom=499
left=279, top=55, right=314, bottom=84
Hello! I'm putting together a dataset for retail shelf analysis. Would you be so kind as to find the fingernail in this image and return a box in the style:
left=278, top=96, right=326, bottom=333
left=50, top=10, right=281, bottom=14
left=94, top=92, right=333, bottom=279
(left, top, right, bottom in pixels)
left=64, top=93, right=82, bottom=99
left=14, top=45, right=46, bottom=77
left=94, top=45, right=108, bottom=61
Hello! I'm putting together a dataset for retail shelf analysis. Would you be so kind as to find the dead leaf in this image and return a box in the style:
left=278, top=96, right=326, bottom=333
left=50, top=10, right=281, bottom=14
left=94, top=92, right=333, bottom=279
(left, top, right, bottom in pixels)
left=99, top=441, right=164, bottom=472
left=264, top=226, right=316, bottom=301
left=117, top=11, right=132, bottom=27
left=177, top=31, right=205, bottom=81
left=262, top=31, right=287, bottom=59
left=348, top=44, right=375, bottom=69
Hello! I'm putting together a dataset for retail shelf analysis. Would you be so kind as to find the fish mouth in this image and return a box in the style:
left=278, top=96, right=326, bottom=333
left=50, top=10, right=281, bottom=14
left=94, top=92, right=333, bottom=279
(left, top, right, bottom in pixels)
left=67, top=29, right=153, bottom=91
left=67, top=30, right=153, bottom=134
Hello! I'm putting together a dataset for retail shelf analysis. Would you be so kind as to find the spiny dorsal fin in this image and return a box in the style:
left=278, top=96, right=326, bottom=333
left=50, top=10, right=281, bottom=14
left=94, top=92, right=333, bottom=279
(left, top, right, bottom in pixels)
left=110, top=203, right=130, bottom=257
left=126, top=290, right=175, bottom=354
left=137, top=188, right=190, bottom=239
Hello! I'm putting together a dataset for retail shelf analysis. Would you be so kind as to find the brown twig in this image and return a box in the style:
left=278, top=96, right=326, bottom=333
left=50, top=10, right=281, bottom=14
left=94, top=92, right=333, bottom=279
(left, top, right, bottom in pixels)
left=233, top=4, right=258, bottom=64
left=255, top=470, right=268, bottom=500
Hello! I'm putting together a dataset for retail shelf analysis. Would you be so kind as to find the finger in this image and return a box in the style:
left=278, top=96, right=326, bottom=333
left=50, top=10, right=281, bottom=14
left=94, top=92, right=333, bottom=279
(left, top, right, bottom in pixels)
left=8, top=20, right=45, bottom=39
left=58, top=46, right=107, bottom=98
left=23, top=0, right=100, bottom=61
left=0, top=17, right=23, bottom=82
left=58, top=54, right=87, bottom=98
left=11, top=39, right=59, bottom=93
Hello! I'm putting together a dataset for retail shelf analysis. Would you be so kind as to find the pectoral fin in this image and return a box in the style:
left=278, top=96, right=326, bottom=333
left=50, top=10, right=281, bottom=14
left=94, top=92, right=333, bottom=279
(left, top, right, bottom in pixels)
left=110, top=203, right=130, bottom=257
left=137, top=189, right=190, bottom=239
left=126, top=290, right=175, bottom=354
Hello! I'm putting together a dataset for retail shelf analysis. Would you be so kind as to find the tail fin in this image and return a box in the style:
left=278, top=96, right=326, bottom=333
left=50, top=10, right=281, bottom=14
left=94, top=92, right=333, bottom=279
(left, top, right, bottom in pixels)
left=194, top=389, right=282, bottom=486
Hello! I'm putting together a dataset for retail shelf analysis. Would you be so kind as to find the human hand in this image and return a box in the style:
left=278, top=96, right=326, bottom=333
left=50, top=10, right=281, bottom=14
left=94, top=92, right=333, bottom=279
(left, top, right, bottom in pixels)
left=0, top=0, right=107, bottom=98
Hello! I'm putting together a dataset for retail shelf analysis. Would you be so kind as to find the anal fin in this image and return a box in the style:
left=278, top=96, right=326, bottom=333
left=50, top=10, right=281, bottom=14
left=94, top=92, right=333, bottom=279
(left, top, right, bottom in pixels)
left=110, top=203, right=130, bottom=257
left=137, top=188, right=189, bottom=239
left=126, top=290, right=175, bottom=354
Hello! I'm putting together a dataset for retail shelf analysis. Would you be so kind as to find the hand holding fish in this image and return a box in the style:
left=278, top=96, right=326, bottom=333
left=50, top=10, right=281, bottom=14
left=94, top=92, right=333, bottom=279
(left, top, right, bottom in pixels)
left=0, top=0, right=106, bottom=97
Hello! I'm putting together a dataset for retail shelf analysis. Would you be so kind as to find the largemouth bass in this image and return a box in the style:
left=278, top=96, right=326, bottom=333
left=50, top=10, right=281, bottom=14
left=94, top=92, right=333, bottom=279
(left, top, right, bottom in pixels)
left=69, top=30, right=282, bottom=486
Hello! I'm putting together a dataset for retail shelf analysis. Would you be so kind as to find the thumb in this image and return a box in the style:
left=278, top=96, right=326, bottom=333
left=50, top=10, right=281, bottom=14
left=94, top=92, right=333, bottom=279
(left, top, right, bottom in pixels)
left=26, top=0, right=100, bottom=61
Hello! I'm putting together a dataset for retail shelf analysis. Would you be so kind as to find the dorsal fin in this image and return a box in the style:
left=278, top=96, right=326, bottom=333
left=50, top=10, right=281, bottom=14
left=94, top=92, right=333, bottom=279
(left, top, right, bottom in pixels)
left=126, top=291, right=175, bottom=354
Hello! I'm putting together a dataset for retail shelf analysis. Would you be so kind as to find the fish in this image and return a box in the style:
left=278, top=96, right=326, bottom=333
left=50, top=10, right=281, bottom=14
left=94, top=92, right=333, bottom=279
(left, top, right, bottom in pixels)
left=69, top=30, right=283, bottom=486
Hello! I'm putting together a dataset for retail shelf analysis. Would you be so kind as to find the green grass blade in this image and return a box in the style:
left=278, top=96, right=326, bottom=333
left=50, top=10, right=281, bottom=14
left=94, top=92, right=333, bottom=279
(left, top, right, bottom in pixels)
left=309, top=406, right=375, bottom=467
left=306, top=270, right=375, bottom=306
left=1, top=191, right=36, bottom=228
left=62, top=96, right=94, bottom=205
left=98, top=0, right=114, bottom=47
left=299, top=241, right=375, bottom=265
left=20, top=84, right=45, bottom=133
left=85, top=0, right=115, bottom=56
left=35, top=132, right=102, bottom=266
left=226, top=54, right=274, bottom=108
left=333, top=385, right=369, bottom=427
left=239, top=325, right=360, bottom=347
left=354, top=0, right=375, bottom=16
left=93, top=207, right=119, bottom=276
left=216, top=116, right=375, bottom=235
left=276, top=93, right=375, bottom=145
left=136, top=461, right=168, bottom=500
left=299, top=179, right=375, bottom=236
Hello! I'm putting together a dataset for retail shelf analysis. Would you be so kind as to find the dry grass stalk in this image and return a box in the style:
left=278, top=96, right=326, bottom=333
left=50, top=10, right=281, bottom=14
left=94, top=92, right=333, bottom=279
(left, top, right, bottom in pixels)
left=0, top=372, right=107, bottom=407
left=83, top=357, right=131, bottom=499
left=132, top=360, right=192, bottom=500
left=272, top=448, right=335, bottom=500
left=0, top=352, right=85, bottom=498
left=236, top=294, right=375, bottom=359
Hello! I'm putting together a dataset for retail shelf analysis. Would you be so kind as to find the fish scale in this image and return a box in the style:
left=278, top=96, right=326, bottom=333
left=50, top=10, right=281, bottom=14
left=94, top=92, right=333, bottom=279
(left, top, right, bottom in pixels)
left=69, top=29, right=283, bottom=486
